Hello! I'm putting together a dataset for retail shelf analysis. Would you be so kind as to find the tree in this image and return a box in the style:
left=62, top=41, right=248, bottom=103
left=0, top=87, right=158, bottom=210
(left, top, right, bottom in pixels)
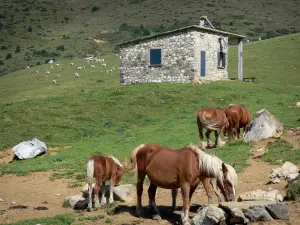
left=28, top=26, right=32, bottom=32
left=15, top=45, right=20, bottom=53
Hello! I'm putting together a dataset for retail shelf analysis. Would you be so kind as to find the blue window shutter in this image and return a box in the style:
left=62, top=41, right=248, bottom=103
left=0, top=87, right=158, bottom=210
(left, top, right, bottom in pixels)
left=150, top=49, right=161, bottom=65
left=222, top=53, right=226, bottom=68
left=201, top=51, right=206, bottom=77
left=217, top=52, right=220, bottom=66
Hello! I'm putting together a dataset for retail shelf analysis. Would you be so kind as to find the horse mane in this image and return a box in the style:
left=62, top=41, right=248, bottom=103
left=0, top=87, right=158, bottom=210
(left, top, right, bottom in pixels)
left=187, top=145, right=224, bottom=183
left=188, top=144, right=238, bottom=192
left=108, top=156, right=123, bottom=168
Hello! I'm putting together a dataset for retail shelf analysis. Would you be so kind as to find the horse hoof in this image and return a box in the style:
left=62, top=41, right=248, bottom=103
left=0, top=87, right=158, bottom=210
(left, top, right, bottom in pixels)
left=152, top=214, right=162, bottom=220
left=87, top=207, right=92, bottom=212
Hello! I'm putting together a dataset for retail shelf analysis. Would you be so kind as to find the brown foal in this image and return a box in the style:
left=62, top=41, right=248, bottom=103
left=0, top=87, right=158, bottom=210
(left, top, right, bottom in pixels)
left=86, top=155, right=123, bottom=211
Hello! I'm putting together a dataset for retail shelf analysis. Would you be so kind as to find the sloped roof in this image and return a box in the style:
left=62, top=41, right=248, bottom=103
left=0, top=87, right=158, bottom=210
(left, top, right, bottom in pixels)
left=119, top=25, right=246, bottom=48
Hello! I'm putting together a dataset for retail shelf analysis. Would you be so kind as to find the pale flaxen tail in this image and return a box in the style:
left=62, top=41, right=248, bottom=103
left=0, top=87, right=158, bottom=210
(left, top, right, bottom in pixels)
left=86, top=159, right=95, bottom=184
left=125, top=144, right=145, bottom=174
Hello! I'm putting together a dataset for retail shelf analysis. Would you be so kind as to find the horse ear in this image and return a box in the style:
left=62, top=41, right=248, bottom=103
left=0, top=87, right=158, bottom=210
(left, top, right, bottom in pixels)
left=232, top=162, right=236, bottom=168
left=222, top=162, right=228, bottom=173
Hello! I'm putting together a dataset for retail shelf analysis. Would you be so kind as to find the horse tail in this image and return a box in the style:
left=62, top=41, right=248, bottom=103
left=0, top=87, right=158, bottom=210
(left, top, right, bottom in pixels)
left=86, top=159, right=95, bottom=184
left=125, top=144, right=145, bottom=174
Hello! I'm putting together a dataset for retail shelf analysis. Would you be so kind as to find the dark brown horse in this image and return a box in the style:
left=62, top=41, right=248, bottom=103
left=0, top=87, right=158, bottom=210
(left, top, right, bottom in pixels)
left=197, top=107, right=231, bottom=149
left=86, top=155, right=123, bottom=211
left=224, top=104, right=252, bottom=139
left=127, top=144, right=236, bottom=225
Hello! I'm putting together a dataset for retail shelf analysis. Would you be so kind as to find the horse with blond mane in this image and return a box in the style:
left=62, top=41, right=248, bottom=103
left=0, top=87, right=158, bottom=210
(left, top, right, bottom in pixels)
left=127, top=144, right=236, bottom=225
left=86, top=155, right=123, bottom=212
left=197, top=107, right=232, bottom=149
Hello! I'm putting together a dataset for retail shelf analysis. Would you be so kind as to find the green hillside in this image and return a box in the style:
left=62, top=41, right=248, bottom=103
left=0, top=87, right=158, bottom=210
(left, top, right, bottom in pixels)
left=1, top=33, right=300, bottom=181
left=1, top=0, right=300, bottom=75
left=229, top=33, right=300, bottom=85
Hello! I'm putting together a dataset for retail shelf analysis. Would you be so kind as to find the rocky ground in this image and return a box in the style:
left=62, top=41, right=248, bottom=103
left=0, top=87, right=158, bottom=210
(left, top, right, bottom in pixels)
left=0, top=129, right=299, bottom=225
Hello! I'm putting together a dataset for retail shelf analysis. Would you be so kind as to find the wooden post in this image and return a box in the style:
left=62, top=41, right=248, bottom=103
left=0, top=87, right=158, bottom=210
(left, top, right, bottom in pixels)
left=238, top=38, right=243, bottom=81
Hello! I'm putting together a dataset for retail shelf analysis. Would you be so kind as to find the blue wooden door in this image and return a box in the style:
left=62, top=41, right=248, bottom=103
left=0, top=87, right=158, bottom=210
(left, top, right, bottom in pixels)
left=201, top=51, right=206, bottom=77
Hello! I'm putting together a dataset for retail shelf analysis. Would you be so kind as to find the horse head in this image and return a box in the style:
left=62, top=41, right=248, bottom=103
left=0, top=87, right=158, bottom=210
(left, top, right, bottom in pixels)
left=218, top=162, right=237, bottom=201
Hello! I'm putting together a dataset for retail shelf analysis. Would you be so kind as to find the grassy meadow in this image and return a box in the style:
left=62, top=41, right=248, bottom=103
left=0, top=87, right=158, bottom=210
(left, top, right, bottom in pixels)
left=0, top=33, right=300, bottom=185
left=1, top=0, right=300, bottom=75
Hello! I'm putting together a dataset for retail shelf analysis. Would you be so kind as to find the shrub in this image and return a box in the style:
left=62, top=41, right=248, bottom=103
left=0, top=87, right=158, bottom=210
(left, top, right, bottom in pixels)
left=91, top=6, right=99, bottom=13
left=1, top=45, right=7, bottom=50
left=56, top=45, right=65, bottom=51
left=15, top=45, right=20, bottom=53
left=286, top=176, right=300, bottom=201
left=264, top=31, right=279, bottom=39
left=5, top=53, right=12, bottom=60
left=0, top=60, right=4, bottom=65
left=37, top=61, right=40, bottom=65
left=28, top=26, right=32, bottom=32
left=276, top=29, right=290, bottom=35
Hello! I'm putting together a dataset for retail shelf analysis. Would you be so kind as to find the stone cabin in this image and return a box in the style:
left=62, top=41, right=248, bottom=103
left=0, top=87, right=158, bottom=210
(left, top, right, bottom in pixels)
left=119, top=25, right=245, bottom=85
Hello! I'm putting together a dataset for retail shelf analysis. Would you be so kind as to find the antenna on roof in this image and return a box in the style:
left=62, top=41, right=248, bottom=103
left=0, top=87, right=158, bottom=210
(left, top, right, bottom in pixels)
left=199, top=16, right=215, bottom=29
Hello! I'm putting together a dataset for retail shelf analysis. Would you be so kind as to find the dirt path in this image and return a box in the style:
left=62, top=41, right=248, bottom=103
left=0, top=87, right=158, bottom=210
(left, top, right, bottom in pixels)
left=0, top=129, right=299, bottom=224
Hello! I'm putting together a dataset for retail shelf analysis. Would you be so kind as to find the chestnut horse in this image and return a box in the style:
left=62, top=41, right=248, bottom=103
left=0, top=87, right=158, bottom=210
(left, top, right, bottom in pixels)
left=127, top=144, right=236, bottom=225
left=86, top=155, right=123, bottom=211
left=224, top=104, right=251, bottom=139
left=171, top=162, right=237, bottom=211
left=197, top=107, right=231, bottom=149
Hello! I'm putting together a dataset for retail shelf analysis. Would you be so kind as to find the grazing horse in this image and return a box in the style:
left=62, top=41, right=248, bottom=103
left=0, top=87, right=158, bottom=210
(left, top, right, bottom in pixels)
left=197, top=107, right=231, bottom=149
left=171, top=162, right=237, bottom=211
left=86, top=155, right=123, bottom=211
left=224, top=104, right=252, bottom=139
left=127, top=144, right=236, bottom=225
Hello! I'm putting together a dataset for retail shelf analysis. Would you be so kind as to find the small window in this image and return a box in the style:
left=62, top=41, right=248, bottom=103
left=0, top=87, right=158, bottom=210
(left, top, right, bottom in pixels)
left=217, top=52, right=226, bottom=68
left=150, top=49, right=161, bottom=66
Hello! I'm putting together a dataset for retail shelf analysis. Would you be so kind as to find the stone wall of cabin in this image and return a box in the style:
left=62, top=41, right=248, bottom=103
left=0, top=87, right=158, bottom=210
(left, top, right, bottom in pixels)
left=120, top=30, right=229, bottom=85
left=193, top=32, right=229, bottom=81
left=120, top=31, right=195, bottom=85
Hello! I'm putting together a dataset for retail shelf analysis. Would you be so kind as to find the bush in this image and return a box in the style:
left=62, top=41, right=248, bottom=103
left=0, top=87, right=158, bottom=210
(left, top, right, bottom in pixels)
left=15, top=45, right=20, bottom=53
left=28, top=26, right=32, bottom=32
left=91, top=6, right=99, bottom=13
left=1, top=45, right=7, bottom=50
left=0, top=60, right=4, bottom=65
left=37, top=61, right=40, bottom=65
left=264, top=31, right=279, bottom=39
left=56, top=45, right=65, bottom=51
left=286, top=176, right=300, bottom=201
left=276, top=29, right=290, bottom=35
left=5, top=53, right=12, bottom=60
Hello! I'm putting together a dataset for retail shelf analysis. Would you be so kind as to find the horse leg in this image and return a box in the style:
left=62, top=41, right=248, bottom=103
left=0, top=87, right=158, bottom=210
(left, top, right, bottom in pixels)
left=181, top=184, right=191, bottom=225
left=203, top=178, right=213, bottom=204
left=171, top=188, right=178, bottom=212
left=189, top=184, right=198, bottom=203
left=100, top=181, right=107, bottom=205
left=214, top=130, right=222, bottom=147
left=136, top=172, right=146, bottom=218
left=148, top=182, right=161, bottom=220
left=94, top=180, right=102, bottom=209
left=209, top=178, right=222, bottom=204
left=109, top=178, right=115, bottom=204
left=87, top=183, right=93, bottom=212
left=206, top=130, right=213, bottom=148
left=199, top=126, right=205, bottom=149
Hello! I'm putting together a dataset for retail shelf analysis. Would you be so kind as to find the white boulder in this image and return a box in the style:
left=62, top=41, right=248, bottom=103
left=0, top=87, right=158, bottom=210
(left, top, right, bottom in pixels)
left=244, top=109, right=283, bottom=142
left=12, top=138, right=47, bottom=159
